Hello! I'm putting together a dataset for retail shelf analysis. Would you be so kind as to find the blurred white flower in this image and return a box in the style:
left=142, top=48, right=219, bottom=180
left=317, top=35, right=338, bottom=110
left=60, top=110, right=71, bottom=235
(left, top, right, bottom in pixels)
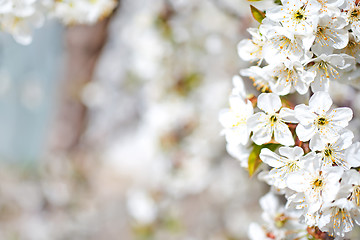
left=126, top=189, right=158, bottom=224
left=219, top=95, right=253, bottom=145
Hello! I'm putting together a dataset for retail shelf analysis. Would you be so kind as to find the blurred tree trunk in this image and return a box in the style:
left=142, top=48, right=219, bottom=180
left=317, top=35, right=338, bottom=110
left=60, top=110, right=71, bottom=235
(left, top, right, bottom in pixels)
left=48, top=12, right=116, bottom=156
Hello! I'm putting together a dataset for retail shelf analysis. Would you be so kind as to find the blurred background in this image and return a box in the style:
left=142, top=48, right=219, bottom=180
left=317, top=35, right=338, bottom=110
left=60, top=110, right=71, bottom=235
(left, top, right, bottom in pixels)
left=0, top=0, right=271, bottom=239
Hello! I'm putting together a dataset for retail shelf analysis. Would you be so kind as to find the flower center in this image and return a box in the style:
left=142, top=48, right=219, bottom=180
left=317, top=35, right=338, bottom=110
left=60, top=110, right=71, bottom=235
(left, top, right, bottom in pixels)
left=313, top=178, right=324, bottom=188
left=315, top=26, right=330, bottom=46
left=316, top=61, right=339, bottom=80
left=286, top=161, right=299, bottom=173
left=349, top=7, right=360, bottom=22
left=316, top=117, right=328, bottom=127
left=274, top=213, right=288, bottom=228
left=345, top=40, right=359, bottom=57
left=330, top=207, right=352, bottom=236
left=270, top=115, right=278, bottom=125
left=324, top=148, right=332, bottom=157
left=292, top=8, right=306, bottom=23
left=349, top=185, right=360, bottom=206
left=232, top=115, right=247, bottom=127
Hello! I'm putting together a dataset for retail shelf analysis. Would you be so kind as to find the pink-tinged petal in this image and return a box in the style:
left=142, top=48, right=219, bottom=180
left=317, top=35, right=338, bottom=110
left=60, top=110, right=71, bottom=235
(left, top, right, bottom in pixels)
left=257, top=93, right=282, bottom=114
left=296, top=123, right=316, bottom=142
left=259, top=148, right=285, bottom=168
left=309, top=91, right=333, bottom=114
left=274, top=122, right=294, bottom=146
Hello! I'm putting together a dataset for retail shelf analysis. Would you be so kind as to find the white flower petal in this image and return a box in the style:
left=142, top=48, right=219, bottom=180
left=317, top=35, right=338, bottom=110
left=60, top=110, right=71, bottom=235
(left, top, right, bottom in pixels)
left=257, top=93, right=282, bottom=113
left=260, top=148, right=285, bottom=168
left=309, top=91, right=333, bottom=114
left=279, top=108, right=298, bottom=123
left=296, top=123, right=316, bottom=142
left=279, top=146, right=304, bottom=160
left=274, top=122, right=294, bottom=146
left=328, top=107, right=353, bottom=127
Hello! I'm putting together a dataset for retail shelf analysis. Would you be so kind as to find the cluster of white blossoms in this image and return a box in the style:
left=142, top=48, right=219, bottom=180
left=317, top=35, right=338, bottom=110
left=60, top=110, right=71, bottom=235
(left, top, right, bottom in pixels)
left=220, top=0, right=360, bottom=239
left=0, top=0, right=117, bottom=45
left=52, top=0, right=117, bottom=25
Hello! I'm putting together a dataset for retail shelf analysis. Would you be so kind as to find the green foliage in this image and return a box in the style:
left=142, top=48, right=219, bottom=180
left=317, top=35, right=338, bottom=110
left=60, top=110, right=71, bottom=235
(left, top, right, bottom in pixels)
left=250, top=5, right=265, bottom=24
left=248, top=143, right=280, bottom=177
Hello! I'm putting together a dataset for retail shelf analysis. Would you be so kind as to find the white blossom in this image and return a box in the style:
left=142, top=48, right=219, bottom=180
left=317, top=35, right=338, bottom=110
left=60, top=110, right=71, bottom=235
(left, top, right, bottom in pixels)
left=343, top=0, right=360, bottom=40
left=247, top=93, right=297, bottom=146
left=338, top=169, right=360, bottom=207
left=318, top=198, right=360, bottom=238
left=309, top=129, right=354, bottom=169
left=261, top=24, right=306, bottom=62
left=306, top=53, right=355, bottom=91
left=316, top=0, right=344, bottom=15
left=226, top=143, right=251, bottom=168
left=237, top=28, right=265, bottom=64
left=0, top=0, right=47, bottom=45
left=295, top=91, right=353, bottom=145
left=260, top=146, right=307, bottom=189
left=306, top=15, right=349, bottom=56
left=267, top=59, right=314, bottom=95
left=231, top=75, right=247, bottom=98
left=340, top=32, right=360, bottom=63
left=286, top=156, right=343, bottom=213
left=223, top=0, right=360, bottom=237
left=52, top=0, right=117, bottom=25
left=266, top=0, right=321, bottom=35
left=219, top=95, right=253, bottom=145
left=240, top=66, right=273, bottom=92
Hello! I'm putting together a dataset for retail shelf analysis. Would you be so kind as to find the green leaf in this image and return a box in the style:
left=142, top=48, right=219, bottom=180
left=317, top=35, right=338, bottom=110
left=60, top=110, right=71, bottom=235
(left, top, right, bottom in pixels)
left=250, top=5, right=265, bottom=24
left=274, top=0, right=282, bottom=5
left=248, top=143, right=280, bottom=177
